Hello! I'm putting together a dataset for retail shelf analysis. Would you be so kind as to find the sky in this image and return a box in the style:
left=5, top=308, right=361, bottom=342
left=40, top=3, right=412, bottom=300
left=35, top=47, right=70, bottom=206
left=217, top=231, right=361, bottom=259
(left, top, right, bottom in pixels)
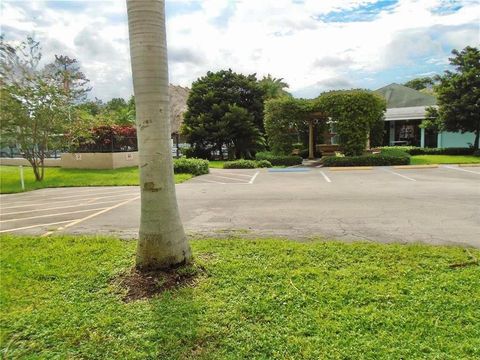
left=1, top=0, right=479, bottom=100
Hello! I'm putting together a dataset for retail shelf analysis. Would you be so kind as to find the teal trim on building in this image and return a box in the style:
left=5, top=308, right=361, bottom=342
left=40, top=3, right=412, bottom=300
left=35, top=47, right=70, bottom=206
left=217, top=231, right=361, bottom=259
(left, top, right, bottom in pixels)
left=437, top=131, right=475, bottom=148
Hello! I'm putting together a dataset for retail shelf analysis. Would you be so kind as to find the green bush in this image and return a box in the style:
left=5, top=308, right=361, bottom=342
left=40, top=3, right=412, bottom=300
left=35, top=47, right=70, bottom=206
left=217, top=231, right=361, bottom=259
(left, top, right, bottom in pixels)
left=323, top=151, right=410, bottom=167
left=223, top=160, right=258, bottom=169
left=255, top=160, right=272, bottom=168
left=222, top=159, right=273, bottom=169
left=380, top=146, right=474, bottom=156
left=174, top=158, right=209, bottom=175
left=255, top=151, right=303, bottom=166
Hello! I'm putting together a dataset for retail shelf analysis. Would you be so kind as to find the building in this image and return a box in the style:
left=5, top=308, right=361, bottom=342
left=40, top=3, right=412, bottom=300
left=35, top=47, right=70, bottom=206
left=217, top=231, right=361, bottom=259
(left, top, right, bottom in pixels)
left=374, top=83, right=475, bottom=148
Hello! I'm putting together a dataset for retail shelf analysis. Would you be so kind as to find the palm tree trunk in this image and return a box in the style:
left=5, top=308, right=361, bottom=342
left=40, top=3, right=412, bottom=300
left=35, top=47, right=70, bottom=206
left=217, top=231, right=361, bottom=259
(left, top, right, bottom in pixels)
left=127, top=0, right=191, bottom=269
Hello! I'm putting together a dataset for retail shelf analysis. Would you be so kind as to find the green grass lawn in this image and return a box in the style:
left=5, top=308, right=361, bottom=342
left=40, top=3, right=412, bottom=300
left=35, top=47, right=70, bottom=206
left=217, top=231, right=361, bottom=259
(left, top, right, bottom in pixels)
left=410, top=155, right=480, bottom=165
left=1, top=235, right=479, bottom=359
left=207, top=160, right=226, bottom=169
left=0, top=166, right=192, bottom=194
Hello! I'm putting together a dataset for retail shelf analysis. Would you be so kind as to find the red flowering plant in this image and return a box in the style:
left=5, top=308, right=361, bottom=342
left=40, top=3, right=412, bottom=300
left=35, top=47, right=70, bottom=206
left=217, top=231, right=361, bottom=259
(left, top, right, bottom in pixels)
left=69, top=124, right=137, bottom=153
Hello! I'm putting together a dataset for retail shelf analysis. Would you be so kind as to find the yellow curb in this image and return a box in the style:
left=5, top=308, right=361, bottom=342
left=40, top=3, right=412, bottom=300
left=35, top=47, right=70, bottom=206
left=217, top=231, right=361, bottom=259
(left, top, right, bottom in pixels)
left=329, top=166, right=373, bottom=171
left=393, top=165, right=438, bottom=169
left=458, top=164, right=480, bottom=167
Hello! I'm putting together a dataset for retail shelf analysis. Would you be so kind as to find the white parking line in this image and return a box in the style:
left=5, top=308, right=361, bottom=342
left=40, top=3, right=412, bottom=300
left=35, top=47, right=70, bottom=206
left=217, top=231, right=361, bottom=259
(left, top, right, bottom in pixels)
left=249, top=171, right=259, bottom=184
left=0, top=192, right=138, bottom=210
left=383, top=169, right=416, bottom=182
left=0, top=188, right=138, bottom=206
left=444, top=165, right=480, bottom=175
left=219, top=172, right=253, bottom=178
left=0, top=207, right=109, bottom=223
left=41, top=195, right=140, bottom=237
left=0, top=220, right=73, bottom=233
left=196, top=179, right=226, bottom=184
left=209, top=175, right=250, bottom=183
left=1, top=198, right=138, bottom=216
left=320, top=171, right=331, bottom=183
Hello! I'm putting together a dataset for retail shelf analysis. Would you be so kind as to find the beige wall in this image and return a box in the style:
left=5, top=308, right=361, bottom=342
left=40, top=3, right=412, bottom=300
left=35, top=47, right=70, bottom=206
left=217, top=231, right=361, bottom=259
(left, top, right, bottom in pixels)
left=1, top=152, right=139, bottom=169
left=61, top=152, right=138, bottom=169
left=0, top=157, right=61, bottom=167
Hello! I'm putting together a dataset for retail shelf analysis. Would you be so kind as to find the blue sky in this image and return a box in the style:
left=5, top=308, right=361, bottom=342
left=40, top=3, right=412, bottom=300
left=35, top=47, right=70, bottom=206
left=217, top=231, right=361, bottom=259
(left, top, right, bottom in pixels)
left=2, top=0, right=479, bottom=100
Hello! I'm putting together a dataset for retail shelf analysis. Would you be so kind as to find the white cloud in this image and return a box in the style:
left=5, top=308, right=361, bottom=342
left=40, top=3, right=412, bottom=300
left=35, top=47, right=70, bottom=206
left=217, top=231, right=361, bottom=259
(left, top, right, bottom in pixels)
left=2, top=0, right=479, bottom=100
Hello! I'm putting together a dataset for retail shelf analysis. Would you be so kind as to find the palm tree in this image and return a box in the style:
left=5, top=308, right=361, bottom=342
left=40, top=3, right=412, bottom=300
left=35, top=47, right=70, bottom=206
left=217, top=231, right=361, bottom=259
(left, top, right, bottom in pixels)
left=258, top=74, right=291, bottom=100
left=126, top=0, right=191, bottom=269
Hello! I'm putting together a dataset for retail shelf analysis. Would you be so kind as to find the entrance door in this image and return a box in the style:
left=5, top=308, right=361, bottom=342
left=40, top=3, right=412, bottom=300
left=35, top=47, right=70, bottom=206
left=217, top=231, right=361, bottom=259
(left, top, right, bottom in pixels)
left=424, top=128, right=438, bottom=148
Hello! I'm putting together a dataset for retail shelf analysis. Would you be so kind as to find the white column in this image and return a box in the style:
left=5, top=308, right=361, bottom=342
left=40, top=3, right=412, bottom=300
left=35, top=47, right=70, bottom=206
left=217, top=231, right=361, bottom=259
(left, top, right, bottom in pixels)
left=389, top=121, right=395, bottom=146
left=420, top=128, right=425, bottom=148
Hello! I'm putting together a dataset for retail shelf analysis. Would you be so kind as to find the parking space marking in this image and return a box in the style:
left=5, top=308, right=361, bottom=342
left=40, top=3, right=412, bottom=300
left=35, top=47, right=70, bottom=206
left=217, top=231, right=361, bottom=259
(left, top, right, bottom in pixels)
left=249, top=171, right=259, bottom=184
left=320, top=171, right=332, bottom=183
left=0, top=192, right=138, bottom=210
left=444, top=165, right=480, bottom=175
left=382, top=169, right=416, bottom=182
left=0, top=220, right=73, bottom=233
left=196, top=179, right=226, bottom=184
left=220, top=172, right=253, bottom=178
left=0, top=207, right=109, bottom=223
left=1, top=198, right=138, bottom=216
left=209, top=175, right=250, bottom=183
left=41, top=195, right=140, bottom=237
left=0, top=188, right=137, bottom=206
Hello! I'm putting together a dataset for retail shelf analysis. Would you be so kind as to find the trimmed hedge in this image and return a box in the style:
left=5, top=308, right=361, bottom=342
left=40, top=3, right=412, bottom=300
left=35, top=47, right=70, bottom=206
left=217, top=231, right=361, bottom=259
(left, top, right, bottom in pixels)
left=380, top=146, right=474, bottom=156
left=255, top=152, right=303, bottom=166
left=256, top=160, right=272, bottom=168
left=223, top=160, right=272, bottom=169
left=323, top=150, right=410, bottom=167
left=174, top=158, right=209, bottom=175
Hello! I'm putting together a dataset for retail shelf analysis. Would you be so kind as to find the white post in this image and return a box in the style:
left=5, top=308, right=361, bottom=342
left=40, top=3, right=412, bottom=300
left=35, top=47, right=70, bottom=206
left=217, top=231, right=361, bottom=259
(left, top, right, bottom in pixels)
left=420, top=128, right=425, bottom=148
left=389, top=121, right=395, bottom=146
left=19, top=165, right=25, bottom=191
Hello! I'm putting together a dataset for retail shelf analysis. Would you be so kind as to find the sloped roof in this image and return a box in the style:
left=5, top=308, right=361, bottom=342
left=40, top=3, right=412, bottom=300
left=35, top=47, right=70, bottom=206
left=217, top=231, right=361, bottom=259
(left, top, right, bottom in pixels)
left=169, top=84, right=190, bottom=134
left=374, top=83, right=436, bottom=108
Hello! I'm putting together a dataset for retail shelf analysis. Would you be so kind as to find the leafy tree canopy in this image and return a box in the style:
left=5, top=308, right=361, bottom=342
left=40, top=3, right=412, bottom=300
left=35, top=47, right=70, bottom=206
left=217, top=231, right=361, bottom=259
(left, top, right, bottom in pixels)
left=182, top=69, right=266, bottom=159
left=258, top=74, right=291, bottom=100
left=424, top=46, right=480, bottom=149
left=315, top=90, right=386, bottom=156
left=403, top=77, right=435, bottom=91
left=264, top=90, right=386, bottom=156
left=0, top=36, right=93, bottom=181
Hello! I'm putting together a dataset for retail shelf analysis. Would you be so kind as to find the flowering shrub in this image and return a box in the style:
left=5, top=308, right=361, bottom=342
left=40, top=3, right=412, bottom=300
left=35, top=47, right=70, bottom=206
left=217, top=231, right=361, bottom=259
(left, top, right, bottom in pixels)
left=73, top=125, right=137, bottom=152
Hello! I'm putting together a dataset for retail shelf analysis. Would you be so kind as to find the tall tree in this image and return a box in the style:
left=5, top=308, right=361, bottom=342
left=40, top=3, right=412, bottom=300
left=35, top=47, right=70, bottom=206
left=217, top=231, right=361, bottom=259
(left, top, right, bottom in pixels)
left=44, top=55, right=91, bottom=103
left=424, top=46, right=480, bottom=150
left=259, top=74, right=291, bottom=100
left=0, top=36, right=88, bottom=181
left=126, top=0, right=191, bottom=269
left=182, top=69, right=265, bottom=159
left=403, top=77, right=434, bottom=91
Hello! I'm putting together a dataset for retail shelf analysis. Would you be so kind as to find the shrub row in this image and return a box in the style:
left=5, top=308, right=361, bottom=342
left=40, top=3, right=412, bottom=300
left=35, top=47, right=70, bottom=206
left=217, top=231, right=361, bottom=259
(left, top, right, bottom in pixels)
left=174, top=158, right=209, bottom=175
left=255, top=152, right=303, bottom=166
left=223, top=160, right=272, bottom=169
left=323, top=152, right=410, bottom=167
left=380, top=146, right=474, bottom=156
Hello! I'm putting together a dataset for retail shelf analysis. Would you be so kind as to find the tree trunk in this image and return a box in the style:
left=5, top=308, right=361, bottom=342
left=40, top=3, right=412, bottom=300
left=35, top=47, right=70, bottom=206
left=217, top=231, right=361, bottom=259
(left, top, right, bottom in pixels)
left=127, top=0, right=191, bottom=270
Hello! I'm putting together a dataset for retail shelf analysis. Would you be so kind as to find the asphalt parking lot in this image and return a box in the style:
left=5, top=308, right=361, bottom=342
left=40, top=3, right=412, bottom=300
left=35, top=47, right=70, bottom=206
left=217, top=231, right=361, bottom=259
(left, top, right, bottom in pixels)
left=1, top=166, right=479, bottom=247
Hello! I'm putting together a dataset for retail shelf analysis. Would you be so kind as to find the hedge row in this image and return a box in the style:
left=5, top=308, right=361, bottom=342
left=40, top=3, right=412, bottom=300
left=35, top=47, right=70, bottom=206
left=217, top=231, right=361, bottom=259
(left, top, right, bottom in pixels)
left=322, top=151, right=410, bottom=167
left=255, top=152, right=303, bottom=166
left=223, top=160, right=272, bottom=169
left=380, top=146, right=474, bottom=156
left=174, top=158, right=209, bottom=175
